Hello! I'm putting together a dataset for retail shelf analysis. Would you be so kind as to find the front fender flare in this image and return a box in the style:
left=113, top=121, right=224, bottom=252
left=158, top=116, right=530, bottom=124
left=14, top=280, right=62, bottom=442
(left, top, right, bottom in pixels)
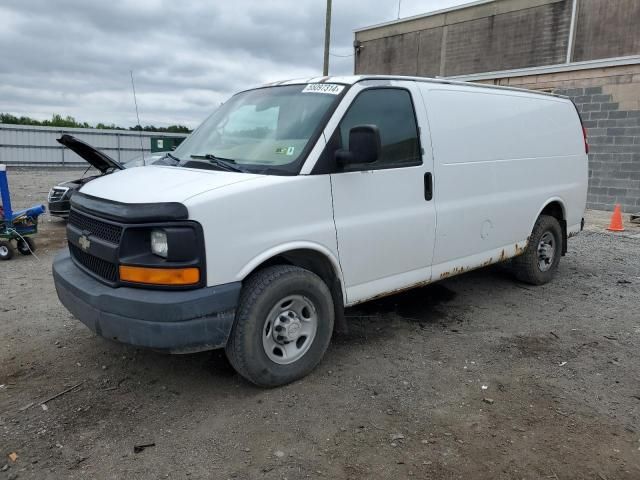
left=235, top=241, right=346, bottom=300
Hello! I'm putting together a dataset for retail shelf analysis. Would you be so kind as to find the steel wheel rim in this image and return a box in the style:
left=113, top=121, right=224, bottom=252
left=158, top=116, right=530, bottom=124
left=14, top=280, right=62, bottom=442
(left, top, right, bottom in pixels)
left=537, top=231, right=556, bottom=272
left=262, top=294, right=318, bottom=365
left=0, top=245, right=8, bottom=257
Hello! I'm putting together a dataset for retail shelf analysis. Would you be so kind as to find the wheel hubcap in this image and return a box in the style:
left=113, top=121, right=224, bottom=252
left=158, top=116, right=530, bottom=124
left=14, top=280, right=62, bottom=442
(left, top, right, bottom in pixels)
left=537, top=231, right=556, bottom=272
left=262, top=294, right=318, bottom=365
left=0, top=246, right=8, bottom=256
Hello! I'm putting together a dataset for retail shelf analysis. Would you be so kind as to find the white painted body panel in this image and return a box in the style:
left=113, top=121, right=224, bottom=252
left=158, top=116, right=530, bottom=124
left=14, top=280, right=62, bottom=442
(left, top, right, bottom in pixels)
left=77, top=76, right=588, bottom=307
left=324, top=81, right=437, bottom=305
left=330, top=165, right=434, bottom=304
left=183, top=175, right=341, bottom=293
left=80, top=165, right=262, bottom=204
left=417, top=84, right=588, bottom=278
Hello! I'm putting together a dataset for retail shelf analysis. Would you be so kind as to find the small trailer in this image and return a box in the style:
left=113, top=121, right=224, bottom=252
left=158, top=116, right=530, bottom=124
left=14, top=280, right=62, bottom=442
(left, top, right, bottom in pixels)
left=0, top=164, right=46, bottom=260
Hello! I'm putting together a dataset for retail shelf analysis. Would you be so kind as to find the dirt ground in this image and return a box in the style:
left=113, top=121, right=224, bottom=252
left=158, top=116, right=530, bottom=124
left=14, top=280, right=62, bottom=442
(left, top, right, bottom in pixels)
left=1, top=167, right=640, bottom=480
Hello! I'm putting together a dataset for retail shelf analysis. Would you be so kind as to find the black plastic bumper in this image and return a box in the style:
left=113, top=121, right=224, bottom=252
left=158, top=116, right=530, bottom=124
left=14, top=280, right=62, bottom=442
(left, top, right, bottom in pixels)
left=48, top=200, right=70, bottom=217
left=52, top=250, right=241, bottom=353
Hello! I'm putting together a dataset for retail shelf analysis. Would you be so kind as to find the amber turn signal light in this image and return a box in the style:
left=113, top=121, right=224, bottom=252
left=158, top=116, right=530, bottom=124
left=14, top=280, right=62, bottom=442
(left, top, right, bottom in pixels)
left=119, top=265, right=200, bottom=286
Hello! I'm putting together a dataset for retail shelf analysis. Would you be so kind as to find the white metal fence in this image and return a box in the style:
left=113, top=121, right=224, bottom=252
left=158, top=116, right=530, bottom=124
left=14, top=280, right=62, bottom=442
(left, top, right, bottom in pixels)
left=0, top=124, right=187, bottom=166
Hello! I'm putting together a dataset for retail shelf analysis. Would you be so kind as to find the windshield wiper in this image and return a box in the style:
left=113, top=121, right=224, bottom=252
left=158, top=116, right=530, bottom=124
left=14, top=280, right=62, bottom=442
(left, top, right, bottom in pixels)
left=166, top=152, right=181, bottom=162
left=190, top=154, right=244, bottom=172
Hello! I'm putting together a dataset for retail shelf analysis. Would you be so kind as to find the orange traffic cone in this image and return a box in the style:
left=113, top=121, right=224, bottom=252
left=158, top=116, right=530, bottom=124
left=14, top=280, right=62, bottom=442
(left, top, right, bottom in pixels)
left=607, top=204, right=625, bottom=232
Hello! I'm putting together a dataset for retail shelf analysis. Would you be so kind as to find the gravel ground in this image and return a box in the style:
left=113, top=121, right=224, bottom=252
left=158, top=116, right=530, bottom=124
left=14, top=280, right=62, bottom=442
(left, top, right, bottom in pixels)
left=1, top=168, right=640, bottom=480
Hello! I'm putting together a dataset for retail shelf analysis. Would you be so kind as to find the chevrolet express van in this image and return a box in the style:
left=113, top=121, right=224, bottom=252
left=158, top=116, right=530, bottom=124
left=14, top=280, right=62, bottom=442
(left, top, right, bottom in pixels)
left=53, top=76, right=588, bottom=387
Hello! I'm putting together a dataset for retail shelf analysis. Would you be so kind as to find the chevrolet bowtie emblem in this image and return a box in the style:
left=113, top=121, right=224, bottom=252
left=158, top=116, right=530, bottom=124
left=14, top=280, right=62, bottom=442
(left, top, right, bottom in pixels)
left=78, top=235, right=91, bottom=251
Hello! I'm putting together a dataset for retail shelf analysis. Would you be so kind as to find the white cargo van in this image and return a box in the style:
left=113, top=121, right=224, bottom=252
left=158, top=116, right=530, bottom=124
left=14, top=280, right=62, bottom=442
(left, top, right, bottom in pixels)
left=53, top=76, right=588, bottom=386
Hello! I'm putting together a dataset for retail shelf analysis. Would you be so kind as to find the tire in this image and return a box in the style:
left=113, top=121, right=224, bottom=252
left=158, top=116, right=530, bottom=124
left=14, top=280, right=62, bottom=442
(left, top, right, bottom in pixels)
left=17, top=237, right=35, bottom=255
left=225, top=265, right=335, bottom=387
left=513, top=214, right=563, bottom=285
left=0, top=241, right=14, bottom=261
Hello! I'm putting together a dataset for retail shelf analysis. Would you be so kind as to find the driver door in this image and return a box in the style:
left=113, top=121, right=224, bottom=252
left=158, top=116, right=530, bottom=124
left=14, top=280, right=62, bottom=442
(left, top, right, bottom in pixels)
left=326, top=82, right=437, bottom=305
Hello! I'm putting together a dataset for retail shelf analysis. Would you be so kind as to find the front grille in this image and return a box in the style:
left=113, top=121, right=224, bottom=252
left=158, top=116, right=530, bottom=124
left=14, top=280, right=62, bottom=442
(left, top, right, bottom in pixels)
left=48, top=187, right=68, bottom=202
left=69, top=209, right=123, bottom=244
left=69, top=243, right=118, bottom=282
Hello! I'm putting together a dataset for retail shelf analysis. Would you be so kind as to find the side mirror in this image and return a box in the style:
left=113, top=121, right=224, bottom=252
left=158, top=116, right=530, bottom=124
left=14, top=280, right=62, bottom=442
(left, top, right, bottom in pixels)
left=335, top=125, right=381, bottom=167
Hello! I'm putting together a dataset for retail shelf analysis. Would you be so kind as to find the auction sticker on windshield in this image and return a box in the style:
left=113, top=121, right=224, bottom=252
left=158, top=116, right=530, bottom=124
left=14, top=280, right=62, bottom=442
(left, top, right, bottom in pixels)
left=302, top=84, right=344, bottom=95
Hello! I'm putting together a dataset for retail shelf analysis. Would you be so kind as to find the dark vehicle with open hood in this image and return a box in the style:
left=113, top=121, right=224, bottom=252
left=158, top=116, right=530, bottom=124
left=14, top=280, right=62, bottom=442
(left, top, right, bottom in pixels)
left=48, top=135, right=176, bottom=217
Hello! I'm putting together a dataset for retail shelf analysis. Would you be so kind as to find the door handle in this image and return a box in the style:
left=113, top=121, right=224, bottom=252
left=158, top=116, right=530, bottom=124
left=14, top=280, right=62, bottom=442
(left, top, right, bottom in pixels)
left=424, top=172, right=433, bottom=201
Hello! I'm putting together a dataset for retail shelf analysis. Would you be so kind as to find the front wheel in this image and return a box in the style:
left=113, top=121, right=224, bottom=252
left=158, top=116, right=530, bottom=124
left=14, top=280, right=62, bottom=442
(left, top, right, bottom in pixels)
left=225, top=265, right=334, bottom=387
left=512, top=214, right=563, bottom=285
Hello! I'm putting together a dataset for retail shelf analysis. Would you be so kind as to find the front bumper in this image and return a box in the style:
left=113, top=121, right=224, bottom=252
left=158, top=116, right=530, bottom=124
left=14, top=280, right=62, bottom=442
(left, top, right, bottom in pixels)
left=48, top=200, right=71, bottom=217
left=53, top=250, right=241, bottom=353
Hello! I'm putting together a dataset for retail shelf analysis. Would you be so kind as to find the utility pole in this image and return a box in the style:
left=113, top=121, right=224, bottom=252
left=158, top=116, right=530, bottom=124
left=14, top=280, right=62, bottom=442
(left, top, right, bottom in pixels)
left=323, top=0, right=332, bottom=76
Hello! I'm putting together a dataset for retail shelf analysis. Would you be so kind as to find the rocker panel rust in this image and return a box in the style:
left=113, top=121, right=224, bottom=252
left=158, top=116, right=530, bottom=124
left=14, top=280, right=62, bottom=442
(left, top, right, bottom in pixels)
left=353, top=239, right=530, bottom=305
left=439, top=239, right=529, bottom=280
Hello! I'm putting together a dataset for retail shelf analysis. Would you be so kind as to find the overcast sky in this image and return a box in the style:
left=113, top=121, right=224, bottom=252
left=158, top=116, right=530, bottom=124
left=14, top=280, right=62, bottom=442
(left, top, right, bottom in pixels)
left=0, top=0, right=473, bottom=129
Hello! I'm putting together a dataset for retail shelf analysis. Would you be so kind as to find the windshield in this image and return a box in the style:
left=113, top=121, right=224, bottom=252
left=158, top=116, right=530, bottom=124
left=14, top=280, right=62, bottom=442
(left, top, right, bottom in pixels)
left=173, top=84, right=345, bottom=175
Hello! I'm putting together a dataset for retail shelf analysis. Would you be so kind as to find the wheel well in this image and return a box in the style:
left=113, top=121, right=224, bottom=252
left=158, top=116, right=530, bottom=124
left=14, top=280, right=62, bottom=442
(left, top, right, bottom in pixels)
left=540, top=201, right=567, bottom=255
left=248, top=249, right=347, bottom=333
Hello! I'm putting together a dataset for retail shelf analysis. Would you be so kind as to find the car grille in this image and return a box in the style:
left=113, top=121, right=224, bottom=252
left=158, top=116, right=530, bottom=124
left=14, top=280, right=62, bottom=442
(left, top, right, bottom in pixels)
left=69, top=243, right=118, bottom=282
left=68, top=209, right=123, bottom=244
left=48, top=187, right=68, bottom=202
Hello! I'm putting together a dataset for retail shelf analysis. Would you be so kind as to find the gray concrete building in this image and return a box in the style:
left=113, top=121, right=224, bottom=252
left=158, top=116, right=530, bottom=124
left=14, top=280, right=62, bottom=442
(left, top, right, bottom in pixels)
left=354, top=0, right=640, bottom=213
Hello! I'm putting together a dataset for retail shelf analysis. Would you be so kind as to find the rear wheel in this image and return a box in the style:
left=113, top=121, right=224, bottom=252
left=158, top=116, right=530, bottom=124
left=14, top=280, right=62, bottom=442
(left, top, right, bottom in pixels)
left=17, top=237, right=35, bottom=255
left=513, top=214, right=562, bottom=285
left=225, top=265, right=334, bottom=387
left=0, top=241, right=14, bottom=260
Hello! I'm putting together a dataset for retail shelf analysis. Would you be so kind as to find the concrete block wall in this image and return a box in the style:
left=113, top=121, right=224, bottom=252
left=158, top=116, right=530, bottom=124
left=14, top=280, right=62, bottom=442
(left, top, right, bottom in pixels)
left=557, top=86, right=640, bottom=212
left=485, top=64, right=640, bottom=213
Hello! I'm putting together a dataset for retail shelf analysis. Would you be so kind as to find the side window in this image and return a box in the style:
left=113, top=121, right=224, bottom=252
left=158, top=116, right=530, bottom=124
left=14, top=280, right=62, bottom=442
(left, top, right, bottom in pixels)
left=338, top=88, right=421, bottom=169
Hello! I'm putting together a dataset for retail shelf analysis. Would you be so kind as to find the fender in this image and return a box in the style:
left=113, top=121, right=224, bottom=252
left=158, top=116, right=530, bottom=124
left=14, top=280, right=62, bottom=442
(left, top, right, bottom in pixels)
left=235, top=241, right=346, bottom=301
left=533, top=196, right=568, bottom=254
left=532, top=197, right=566, bottom=229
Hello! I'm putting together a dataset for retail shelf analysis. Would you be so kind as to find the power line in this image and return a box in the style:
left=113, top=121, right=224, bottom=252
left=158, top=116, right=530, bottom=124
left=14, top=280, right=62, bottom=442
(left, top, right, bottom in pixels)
left=330, top=52, right=354, bottom=58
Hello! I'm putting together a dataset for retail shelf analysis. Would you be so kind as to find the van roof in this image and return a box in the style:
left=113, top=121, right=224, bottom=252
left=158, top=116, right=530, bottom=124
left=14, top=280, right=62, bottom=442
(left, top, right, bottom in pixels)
left=262, top=74, right=565, bottom=100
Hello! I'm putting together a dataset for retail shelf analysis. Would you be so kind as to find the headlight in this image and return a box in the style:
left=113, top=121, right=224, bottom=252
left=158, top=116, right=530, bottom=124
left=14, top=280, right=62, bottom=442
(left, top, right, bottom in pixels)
left=118, top=222, right=205, bottom=289
left=150, top=229, right=168, bottom=258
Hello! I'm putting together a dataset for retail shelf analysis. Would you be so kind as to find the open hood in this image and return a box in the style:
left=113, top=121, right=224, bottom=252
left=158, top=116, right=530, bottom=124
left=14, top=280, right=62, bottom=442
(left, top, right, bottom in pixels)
left=57, top=134, right=125, bottom=173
